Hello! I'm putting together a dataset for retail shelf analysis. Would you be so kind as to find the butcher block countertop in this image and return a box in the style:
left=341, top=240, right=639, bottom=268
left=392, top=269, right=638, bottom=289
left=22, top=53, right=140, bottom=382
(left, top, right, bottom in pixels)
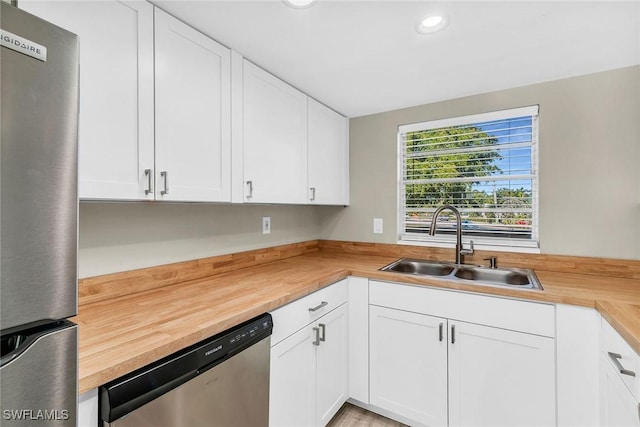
left=74, top=243, right=640, bottom=394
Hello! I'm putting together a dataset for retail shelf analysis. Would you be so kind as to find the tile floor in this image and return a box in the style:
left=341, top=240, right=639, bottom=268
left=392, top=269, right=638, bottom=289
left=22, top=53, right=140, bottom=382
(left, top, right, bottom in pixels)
left=326, top=403, right=408, bottom=427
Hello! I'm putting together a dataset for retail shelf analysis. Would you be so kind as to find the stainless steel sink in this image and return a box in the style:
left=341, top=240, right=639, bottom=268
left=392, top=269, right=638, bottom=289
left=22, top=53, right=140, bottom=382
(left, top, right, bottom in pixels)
left=379, top=258, right=542, bottom=290
left=380, top=258, right=455, bottom=276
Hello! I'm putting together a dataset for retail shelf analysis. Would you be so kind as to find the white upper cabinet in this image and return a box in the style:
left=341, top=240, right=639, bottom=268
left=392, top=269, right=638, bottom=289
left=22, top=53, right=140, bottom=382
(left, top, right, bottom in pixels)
left=154, top=8, right=231, bottom=202
left=20, top=0, right=155, bottom=200
left=308, top=99, right=349, bottom=205
left=242, top=60, right=308, bottom=204
left=24, top=2, right=347, bottom=205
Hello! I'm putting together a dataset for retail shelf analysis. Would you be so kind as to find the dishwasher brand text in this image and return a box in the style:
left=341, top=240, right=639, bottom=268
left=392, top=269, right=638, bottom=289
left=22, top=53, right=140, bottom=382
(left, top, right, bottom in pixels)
left=205, top=345, right=223, bottom=356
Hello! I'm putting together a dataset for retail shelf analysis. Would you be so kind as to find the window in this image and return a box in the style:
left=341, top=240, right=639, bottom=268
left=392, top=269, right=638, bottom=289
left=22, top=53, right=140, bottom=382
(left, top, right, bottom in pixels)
left=398, top=105, right=539, bottom=250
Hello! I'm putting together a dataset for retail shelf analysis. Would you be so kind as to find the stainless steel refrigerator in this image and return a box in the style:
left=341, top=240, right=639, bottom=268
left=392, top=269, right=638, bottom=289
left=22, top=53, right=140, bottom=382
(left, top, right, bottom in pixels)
left=0, top=2, right=79, bottom=426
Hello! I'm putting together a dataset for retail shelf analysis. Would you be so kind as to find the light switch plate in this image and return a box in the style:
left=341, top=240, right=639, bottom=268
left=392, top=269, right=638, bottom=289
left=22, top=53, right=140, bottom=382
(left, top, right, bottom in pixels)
left=373, top=218, right=383, bottom=234
left=262, top=216, right=271, bottom=234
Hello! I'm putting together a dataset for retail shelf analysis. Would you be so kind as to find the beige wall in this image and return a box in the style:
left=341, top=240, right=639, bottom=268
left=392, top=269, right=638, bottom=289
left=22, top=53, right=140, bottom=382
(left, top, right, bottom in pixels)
left=80, top=66, right=640, bottom=278
left=319, top=66, right=640, bottom=260
left=79, top=203, right=319, bottom=278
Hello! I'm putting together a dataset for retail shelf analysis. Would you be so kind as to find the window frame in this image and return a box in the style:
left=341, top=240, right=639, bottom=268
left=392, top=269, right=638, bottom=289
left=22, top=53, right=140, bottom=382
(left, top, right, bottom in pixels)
left=396, top=105, right=540, bottom=253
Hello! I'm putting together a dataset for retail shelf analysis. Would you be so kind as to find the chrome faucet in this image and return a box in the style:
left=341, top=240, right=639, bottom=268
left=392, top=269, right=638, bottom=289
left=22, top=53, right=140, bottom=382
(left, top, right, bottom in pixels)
left=428, top=205, right=474, bottom=265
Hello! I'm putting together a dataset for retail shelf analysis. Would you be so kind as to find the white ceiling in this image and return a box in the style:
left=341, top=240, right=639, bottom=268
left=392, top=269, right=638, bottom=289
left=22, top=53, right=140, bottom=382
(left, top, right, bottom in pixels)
left=154, top=0, right=640, bottom=118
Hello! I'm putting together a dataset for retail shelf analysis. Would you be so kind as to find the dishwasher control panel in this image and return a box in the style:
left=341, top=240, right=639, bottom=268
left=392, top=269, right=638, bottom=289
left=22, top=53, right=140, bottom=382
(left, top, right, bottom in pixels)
left=196, top=314, right=273, bottom=369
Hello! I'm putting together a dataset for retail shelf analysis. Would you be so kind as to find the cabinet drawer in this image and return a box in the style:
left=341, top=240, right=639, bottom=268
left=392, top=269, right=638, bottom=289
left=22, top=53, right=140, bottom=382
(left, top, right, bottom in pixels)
left=602, top=318, right=640, bottom=401
left=370, top=280, right=555, bottom=337
left=270, top=279, right=348, bottom=346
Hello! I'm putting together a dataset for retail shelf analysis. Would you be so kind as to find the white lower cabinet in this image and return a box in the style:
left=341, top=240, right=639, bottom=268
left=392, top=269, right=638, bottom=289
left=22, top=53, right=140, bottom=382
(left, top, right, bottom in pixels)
left=316, top=304, right=349, bottom=426
left=270, top=323, right=317, bottom=427
left=78, top=388, right=99, bottom=427
left=369, top=280, right=556, bottom=427
left=269, top=280, right=348, bottom=427
left=448, top=320, right=555, bottom=427
left=601, top=354, right=640, bottom=427
left=370, top=306, right=447, bottom=426
left=556, top=304, right=601, bottom=426
left=600, top=317, right=640, bottom=427
left=270, top=303, right=348, bottom=427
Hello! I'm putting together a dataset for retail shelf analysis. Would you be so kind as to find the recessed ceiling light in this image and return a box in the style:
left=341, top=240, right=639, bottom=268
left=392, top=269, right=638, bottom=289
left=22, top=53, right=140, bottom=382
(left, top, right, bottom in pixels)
left=416, top=14, right=450, bottom=34
left=282, top=0, right=317, bottom=9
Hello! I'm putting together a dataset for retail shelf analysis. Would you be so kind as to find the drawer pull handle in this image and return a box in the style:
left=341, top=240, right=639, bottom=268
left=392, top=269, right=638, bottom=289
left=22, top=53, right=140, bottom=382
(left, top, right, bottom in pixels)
left=312, top=327, right=320, bottom=346
left=608, top=352, right=637, bottom=377
left=319, top=323, right=326, bottom=342
left=308, top=301, right=328, bottom=312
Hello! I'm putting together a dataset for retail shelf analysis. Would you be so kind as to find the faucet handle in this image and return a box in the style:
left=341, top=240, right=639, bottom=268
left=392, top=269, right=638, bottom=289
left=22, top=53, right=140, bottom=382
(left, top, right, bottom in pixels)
left=484, top=256, right=497, bottom=269
left=460, top=239, right=474, bottom=256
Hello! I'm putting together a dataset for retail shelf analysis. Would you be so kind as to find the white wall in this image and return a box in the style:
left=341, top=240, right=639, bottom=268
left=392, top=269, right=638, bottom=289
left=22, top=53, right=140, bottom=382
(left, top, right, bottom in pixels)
left=79, top=203, right=319, bottom=277
left=319, top=66, right=640, bottom=260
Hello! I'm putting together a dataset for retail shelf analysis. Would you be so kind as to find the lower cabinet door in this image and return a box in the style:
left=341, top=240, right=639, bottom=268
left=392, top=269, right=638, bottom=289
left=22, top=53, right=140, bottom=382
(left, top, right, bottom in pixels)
left=601, top=353, right=640, bottom=427
left=369, top=305, right=448, bottom=426
left=270, top=326, right=316, bottom=427
left=448, top=321, right=556, bottom=427
left=316, top=304, right=349, bottom=426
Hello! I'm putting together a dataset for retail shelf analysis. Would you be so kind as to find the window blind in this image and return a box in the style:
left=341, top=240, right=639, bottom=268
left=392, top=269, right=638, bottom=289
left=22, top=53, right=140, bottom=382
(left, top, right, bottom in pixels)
left=399, top=106, right=539, bottom=248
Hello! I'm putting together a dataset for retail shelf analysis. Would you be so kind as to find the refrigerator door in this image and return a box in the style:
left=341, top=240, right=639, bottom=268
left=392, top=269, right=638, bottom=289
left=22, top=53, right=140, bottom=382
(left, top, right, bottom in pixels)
left=0, top=3, right=79, bottom=331
left=0, top=321, right=77, bottom=426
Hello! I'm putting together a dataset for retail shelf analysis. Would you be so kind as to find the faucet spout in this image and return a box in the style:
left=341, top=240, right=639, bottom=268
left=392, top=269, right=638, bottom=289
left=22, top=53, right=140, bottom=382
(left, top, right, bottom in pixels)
left=428, top=205, right=473, bottom=265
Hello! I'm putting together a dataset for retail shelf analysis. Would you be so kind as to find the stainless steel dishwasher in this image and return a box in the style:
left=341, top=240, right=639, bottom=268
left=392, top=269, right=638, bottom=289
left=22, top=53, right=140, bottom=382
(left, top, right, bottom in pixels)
left=100, top=313, right=273, bottom=427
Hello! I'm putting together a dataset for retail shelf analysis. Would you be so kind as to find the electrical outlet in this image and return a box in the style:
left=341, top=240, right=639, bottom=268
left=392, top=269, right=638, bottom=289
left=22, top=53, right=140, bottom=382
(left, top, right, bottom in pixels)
left=262, top=217, right=271, bottom=234
left=373, top=218, right=383, bottom=234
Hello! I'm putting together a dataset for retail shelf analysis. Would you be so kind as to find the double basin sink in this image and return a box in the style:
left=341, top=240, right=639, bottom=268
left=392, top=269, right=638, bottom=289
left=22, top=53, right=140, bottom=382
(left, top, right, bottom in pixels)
left=380, top=258, right=542, bottom=290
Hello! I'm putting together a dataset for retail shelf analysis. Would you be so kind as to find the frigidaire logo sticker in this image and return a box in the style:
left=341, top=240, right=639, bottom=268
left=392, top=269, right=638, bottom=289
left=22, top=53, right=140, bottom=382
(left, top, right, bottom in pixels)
left=0, top=29, right=47, bottom=62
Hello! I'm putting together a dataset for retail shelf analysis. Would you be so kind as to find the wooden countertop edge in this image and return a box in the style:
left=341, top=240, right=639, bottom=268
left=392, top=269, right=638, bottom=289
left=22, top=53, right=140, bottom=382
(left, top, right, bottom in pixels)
left=76, top=253, right=640, bottom=394
left=595, top=301, right=640, bottom=355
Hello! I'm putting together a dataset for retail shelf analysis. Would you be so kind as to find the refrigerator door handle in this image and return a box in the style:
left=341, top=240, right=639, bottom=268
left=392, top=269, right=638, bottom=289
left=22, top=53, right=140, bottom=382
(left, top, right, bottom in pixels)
left=1, top=321, right=73, bottom=366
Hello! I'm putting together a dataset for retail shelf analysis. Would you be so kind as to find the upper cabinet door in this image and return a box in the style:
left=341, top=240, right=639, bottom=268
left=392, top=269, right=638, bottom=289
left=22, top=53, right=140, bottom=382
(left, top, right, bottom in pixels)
left=154, top=8, right=231, bottom=202
left=242, top=60, right=308, bottom=204
left=20, top=0, right=155, bottom=200
left=308, top=99, right=349, bottom=205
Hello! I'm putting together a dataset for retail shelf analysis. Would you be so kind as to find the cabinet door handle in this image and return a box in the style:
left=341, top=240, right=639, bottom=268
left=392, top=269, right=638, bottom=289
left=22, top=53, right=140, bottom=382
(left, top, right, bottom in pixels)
left=160, top=171, right=169, bottom=195
left=246, top=180, right=253, bottom=199
left=144, top=169, right=152, bottom=195
left=608, top=352, right=637, bottom=377
left=319, top=323, right=326, bottom=342
left=312, top=327, right=320, bottom=346
left=310, top=187, right=316, bottom=201
left=439, top=322, right=444, bottom=342
left=451, top=324, right=456, bottom=344
left=308, top=301, right=328, bottom=312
